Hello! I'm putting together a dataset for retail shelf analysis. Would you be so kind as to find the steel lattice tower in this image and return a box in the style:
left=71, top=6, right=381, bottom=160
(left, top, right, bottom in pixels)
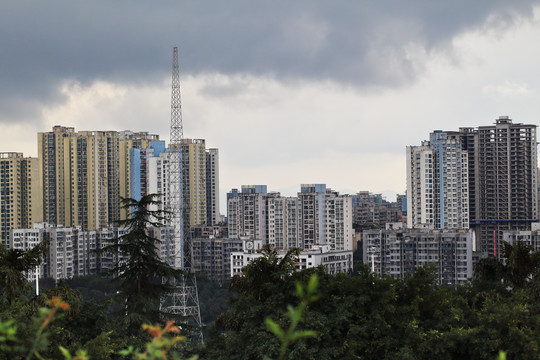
left=163, top=46, right=203, bottom=343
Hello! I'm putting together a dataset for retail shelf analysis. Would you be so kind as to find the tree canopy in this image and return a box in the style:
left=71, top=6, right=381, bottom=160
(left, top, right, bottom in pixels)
left=99, top=194, right=183, bottom=333
left=0, top=241, right=46, bottom=307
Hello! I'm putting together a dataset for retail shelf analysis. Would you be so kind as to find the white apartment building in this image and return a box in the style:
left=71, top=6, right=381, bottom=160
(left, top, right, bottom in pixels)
left=10, top=224, right=170, bottom=281
left=10, top=226, right=45, bottom=281
left=266, top=193, right=299, bottom=250
left=407, top=131, right=469, bottom=230
left=227, top=184, right=354, bottom=251
left=227, top=185, right=268, bottom=240
left=298, top=184, right=327, bottom=249
left=503, top=222, right=540, bottom=252
left=325, top=190, right=353, bottom=251
left=230, top=241, right=352, bottom=277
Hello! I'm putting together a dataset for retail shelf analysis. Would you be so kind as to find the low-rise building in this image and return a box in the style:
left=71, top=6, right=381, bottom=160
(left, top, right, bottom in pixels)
left=230, top=240, right=353, bottom=277
left=363, top=226, right=473, bottom=285
left=191, top=237, right=243, bottom=284
left=503, top=222, right=540, bottom=251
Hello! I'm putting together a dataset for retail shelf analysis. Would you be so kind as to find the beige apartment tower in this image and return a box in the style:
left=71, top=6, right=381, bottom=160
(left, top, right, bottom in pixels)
left=0, top=152, right=42, bottom=246
left=181, top=139, right=207, bottom=226
left=38, top=126, right=121, bottom=231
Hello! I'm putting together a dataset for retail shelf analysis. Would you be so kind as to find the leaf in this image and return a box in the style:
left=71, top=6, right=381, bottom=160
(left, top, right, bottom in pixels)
left=287, top=305, right=302, bottom=324
left=265, top=318, right=285, bottom=338
left=290, top=330, right=317, bottom=342
left=295, top=282, right=304, bottom=298
left=59, top=346, right=72, bottom=360
left=307, top=274, right=319, bottom=295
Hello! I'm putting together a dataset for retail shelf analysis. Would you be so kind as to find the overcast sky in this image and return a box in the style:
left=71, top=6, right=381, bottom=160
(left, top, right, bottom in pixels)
left=1, top=1, right=539, bottom=210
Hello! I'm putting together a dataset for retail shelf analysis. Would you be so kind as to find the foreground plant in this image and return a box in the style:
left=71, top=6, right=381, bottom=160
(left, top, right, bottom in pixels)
left=264, top=274, right=320, bottom=360
left=120, top=320, right=197, bottom=360
left=0, top=295, right=84, bottom=359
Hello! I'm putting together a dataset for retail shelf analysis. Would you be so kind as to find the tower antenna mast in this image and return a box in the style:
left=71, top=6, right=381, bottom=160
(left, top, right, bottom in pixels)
left=164, top=46, right=203, bottom=342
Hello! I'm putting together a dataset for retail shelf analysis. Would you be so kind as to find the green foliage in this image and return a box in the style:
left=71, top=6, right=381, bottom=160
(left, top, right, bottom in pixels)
left=0, top=241, right=46, bottom=307
left=229, top=245, right=300, bottom=301
left=1, top=297, right=198, bottom=360
left=0, top=319, right=20, bottom=353
left=119, top=321, right=197, bottom=360
left=204, top=243, right=540, bottom=359
left=264, top=274, right=320, bottom=360
left=196, top=277, right=230, bottom=325
left=475, top=240, right=540, bottom=291
left=6, top=237, right=540, bottom=358
left=0, top=296, right=73, bottom=360
left=98, top=194, right=183, bottom=333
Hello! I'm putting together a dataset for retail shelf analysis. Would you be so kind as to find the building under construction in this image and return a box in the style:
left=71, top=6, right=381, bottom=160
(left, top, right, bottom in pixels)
left=470, top=116, right=538, bottom=257
left=407, top=116, right=538, bottom=258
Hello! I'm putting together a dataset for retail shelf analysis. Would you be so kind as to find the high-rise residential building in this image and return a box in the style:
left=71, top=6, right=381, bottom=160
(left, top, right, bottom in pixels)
left=147, top=149, right=185, bottom=215
left=227, top=185, right=268, bottom=240
left=325, top=189, right=353, bottom=251
left=145, top=139, right=219, bottom=228
left=181, top=139, right=207, bottom=226
left=407, top=117, right=538, bottom=257
left=38, top=126, right=121, bottom=230
left=407, top=141, right=435, bottom=228
left=38, top=126, right=164, bottom=230
left=129, top=141, right=166, bottom=201
left=227, top=184, right=354, bottom=251
left=406, top=131, right=469, bottom=230
left=206, top=148, right=220, bottom=226
left=298, top=184, right=327, bottom=249
left=266, top=193, right=299, bottom=250
left=118, top=131, right=160, bottom=219
left=472, top=117, right=538, bottom=256
left=0, top=152, right=42, bottom=246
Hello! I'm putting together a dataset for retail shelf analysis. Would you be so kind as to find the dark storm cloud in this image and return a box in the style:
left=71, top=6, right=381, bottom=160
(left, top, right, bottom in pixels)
left=0, top=0, right=536, bottom=122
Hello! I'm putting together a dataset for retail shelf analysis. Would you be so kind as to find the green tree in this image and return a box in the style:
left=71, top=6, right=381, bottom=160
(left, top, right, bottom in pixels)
left=229, top=245, right=300, bottom=301
left=203, top=246, right=301, bottom=359
left=474, top=241, right=540, bottom=291
left=99, top=194, right=182, bottom=333
left=0, top=241, right=46, bottom=307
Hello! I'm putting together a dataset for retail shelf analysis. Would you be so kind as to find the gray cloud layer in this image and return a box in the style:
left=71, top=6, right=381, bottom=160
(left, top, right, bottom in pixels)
left=0, top=1, right=537, bottom=122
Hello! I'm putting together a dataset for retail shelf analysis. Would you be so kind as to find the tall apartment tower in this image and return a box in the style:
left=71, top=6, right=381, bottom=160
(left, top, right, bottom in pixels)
left=118, top=131, right=160, bottom=219
left=407, top=141, right=436, bottom=228
left=325, top=189, right=354, bottom=251
left=472, top=117, right=538, bottom=256
left=148, top=150, right=176, bottom=216
left=181, top=139, right=207, bottom=226
left=206, top=148, right=220, bottom=226
left=266, top=193, right=299, bottom=250
left=129, top=140, right=166, bottom=202
left=298, top=184, right=327, bottom=249
left=38, top=126, right=121, bottom=230
left=227, top=184, right=354, bottom=251
left=0, top=153, right=42, bottom=245
left=227, top=185, right=268, bottom=240
left=406, top=132, right=469, bottom=229
left=407, top=117, right=538, bottom=257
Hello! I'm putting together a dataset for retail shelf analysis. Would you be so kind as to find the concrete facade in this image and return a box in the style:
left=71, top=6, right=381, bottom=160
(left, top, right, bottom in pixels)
left=363, top=227, right=473, bottom=285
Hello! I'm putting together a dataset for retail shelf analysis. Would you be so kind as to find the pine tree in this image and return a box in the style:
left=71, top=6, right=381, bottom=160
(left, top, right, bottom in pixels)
left=99, top=194, right=182, bottom=332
